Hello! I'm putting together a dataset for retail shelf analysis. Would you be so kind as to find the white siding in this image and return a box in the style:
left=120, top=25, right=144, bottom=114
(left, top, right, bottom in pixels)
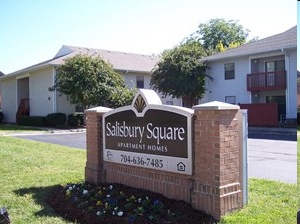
left=1, top=78, right=17, bottom=122
left=56, top=93, right=75, bottom=115
left=124, top=72, right=181, bottom=106
left=204, top=57, right=250, bottom=104
left=29, top=68, right=54, bottom=116
left=286, top=48, right=297, bottom=118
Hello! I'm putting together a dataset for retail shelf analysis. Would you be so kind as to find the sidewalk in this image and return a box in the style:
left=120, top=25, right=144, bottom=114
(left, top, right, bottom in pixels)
left=45, top=127, right=86, bottom=134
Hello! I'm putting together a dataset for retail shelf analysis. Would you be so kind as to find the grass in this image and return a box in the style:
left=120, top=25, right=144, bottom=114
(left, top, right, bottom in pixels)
left=0, top=126, right=297, bottom=223
left=0, top=136, right=85, bottom=223
left=0, top=123, right=45, bottom=135
left=298, top=129, right=300, bottom=210
left=220, top=179, right=297, bottom=224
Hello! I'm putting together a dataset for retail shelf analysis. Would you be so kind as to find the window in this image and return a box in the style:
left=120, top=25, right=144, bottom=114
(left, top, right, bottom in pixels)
left=225, top=96, right=236, bottom=104
left=136, top=76, right=144, bottom=88
left=224, top=63, right=235, bottom=80
left=265, top=60, right=285, bottom=86
left=265, top=60, right=285, bottom=72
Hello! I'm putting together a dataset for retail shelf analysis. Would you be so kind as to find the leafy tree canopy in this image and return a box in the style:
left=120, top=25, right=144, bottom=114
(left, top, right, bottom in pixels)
left=150, top=40, right=210, bottom=107
left=191, top=18, right=250, bottom=54
left=54, top=54, right=135, bottom=109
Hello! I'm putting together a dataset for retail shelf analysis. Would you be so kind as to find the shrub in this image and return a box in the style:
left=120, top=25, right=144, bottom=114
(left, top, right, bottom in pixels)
left=0, top=111, right=3, bottom=123
left=297, top=112, right=300, bottom=125
left=68, top=112, right=84, bottom=127
left=45, top=113, right=67, bottom=126
left=18, top=116, right=46, bottom=127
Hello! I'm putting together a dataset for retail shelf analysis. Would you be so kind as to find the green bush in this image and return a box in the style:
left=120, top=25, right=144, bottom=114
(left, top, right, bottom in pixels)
left=18, top=116, right=46, bottom=127
left=0, top=111, right=3, bottom=123
left=45, top=112, right=67, bottom=126
left=68, top=112, right=84, bottom=127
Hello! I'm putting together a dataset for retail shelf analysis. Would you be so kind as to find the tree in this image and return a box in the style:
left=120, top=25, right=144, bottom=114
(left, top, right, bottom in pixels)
left=54, top=54, right=135, bottom=109
left=150, top=40, right=210, bottom=108
left=191, top=18, right=249, bottom=54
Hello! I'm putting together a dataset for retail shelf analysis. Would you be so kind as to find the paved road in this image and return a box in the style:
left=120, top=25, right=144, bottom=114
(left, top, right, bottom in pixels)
left=12, top=130, right=297, bottom=184
left=247, top=138, right=296, bottom=184
left=14, top=131, right=87, bottom=150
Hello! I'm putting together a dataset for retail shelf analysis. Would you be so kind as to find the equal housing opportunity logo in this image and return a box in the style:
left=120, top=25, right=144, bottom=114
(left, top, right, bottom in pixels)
left=103, top=89, right=194, bottom=175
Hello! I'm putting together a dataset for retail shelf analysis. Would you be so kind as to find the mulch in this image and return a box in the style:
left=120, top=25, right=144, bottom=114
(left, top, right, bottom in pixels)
left=46, top=183, right=218, bottom=224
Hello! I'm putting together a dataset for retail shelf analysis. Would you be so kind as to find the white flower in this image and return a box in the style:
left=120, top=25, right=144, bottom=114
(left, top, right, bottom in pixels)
left=138, top=198, right=142, bottom=203
left=68, top=186, right=73, bottom=191
left=96, top=211, right=101, bottom=216
left=109, top=185, right=113, bottom=190
left=83, top=190, right=88, bottom=195
left=106, top=194, right=111, bottom=198
left=117, top=211, right=124, bottom=216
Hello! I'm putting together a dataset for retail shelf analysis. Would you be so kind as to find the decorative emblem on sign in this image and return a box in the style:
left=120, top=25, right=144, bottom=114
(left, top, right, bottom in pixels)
left=134, top=94, right=146, bottom=113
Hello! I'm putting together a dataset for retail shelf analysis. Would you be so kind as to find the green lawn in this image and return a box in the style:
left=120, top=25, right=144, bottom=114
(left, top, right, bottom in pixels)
left=0, top=136, right=85, bottom=223
left=220, top=179, right=297, bottom=224
left=0, top=123, right=45, bottom=135
left=0, top=129, right=297, bottom=223
left=298, top=129, right=300, bottom=210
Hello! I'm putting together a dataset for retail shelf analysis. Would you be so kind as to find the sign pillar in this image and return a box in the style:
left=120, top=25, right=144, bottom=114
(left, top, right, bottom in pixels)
left=85, top=106, right=111, bottom=184
left=192, top=101, right=243, bottom=219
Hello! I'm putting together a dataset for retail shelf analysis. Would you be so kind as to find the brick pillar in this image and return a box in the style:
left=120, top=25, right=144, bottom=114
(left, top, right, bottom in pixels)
left=192, top=101, right=243, bottom=220
left=85, top=106, right=111, bottom=185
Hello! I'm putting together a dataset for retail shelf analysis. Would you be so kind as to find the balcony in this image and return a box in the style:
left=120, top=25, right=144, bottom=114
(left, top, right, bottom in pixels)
left=247, top=70, right=286, bottom=92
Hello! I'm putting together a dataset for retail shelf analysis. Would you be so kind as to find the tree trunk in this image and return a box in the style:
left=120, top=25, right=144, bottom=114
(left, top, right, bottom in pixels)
left=182, top=96, right=199, bottom=108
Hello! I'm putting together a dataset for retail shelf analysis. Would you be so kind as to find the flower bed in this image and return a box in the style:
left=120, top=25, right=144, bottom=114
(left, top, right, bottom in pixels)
left=47, top=182, right=217, bottom=224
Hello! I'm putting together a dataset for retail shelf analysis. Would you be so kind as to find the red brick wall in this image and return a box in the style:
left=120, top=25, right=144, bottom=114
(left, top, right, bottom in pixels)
left=105, top=163, right=192, bottom=202
left=192, top=108, right=243, bottom=219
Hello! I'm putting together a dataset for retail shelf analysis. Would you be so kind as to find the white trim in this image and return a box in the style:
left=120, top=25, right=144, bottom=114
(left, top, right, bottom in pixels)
left=285, top=53, right=290, bottom=117
left=248, top=57, right=252, bottom=103
left=15, top=77, right=18, bottom=113
left=16, top=73, right=29, bottom=80
left=52, top=68, right=56, bottom=113
left=248, top=52, right=285, bottom=61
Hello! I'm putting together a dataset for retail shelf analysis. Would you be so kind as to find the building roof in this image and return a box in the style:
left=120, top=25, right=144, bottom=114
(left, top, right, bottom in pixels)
left=51, top=45, right=159, bottom=73
left=1, top=45, right=159, bottom=80
left=203, top=26, right=297, bottom=62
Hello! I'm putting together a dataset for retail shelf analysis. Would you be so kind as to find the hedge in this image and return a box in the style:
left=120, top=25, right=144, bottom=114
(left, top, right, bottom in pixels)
left=45, top=112, right=67, bottom=126
left=68, top=112, right=84, bottom=127
left=0, top=111, right=3, bottom=123
left=18, top=116, right=46, bottom=127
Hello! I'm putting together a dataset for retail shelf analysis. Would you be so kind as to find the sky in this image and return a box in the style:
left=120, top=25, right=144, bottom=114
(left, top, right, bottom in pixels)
left=0, top=0, right=297, bottom=74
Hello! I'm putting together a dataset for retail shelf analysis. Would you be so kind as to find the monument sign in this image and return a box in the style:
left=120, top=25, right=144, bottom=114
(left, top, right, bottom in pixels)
left=103, top=89, right=194, bottom=174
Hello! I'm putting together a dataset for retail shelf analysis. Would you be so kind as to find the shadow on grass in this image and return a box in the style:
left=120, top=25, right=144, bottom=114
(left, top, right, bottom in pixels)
left=13, top=185, right=62, bottom=219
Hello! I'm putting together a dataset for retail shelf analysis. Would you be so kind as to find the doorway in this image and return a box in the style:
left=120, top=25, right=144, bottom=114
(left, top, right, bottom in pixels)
left=266, top=95, right=286, bottom=121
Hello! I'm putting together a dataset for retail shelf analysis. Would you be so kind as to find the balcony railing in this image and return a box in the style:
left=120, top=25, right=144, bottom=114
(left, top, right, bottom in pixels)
left=247, top=70, right=286, bottom=91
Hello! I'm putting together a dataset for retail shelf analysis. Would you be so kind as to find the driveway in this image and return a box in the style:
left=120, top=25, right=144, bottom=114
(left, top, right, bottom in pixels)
left=11, top=130, right=297, bottom=184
